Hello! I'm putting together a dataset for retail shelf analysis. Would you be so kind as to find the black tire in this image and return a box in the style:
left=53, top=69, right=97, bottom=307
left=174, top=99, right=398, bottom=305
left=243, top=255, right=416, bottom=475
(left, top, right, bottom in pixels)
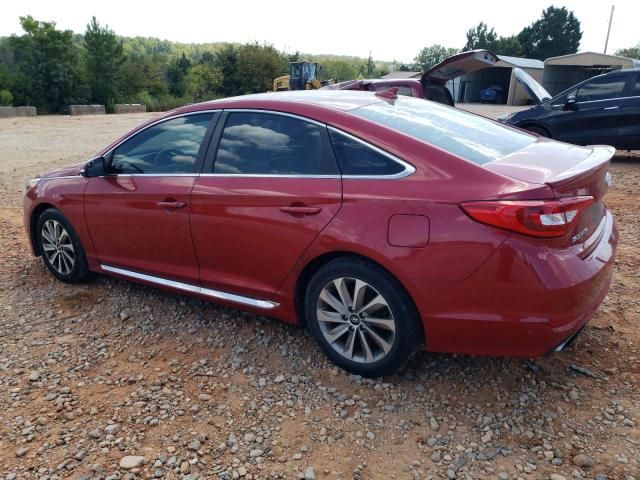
left=36, top=208, right=90, bottom=283
left=524, top=125, right=550, bottom=138
left=305, top=257, right=422, bottom=377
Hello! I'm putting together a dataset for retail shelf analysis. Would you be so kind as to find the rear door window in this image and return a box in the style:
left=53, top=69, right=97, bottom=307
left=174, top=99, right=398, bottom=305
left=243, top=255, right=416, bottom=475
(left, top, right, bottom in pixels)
left=328, top=130, right=406, bottom=176
left=576, top=75, right=627, bottom=102
left=213, top=112, right=338, bottom=175
left=633, top=75, right=640, bottom=96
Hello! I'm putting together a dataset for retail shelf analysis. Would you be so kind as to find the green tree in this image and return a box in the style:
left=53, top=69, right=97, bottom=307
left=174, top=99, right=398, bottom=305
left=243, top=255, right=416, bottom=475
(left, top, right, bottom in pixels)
left=318, top=59, right=357, bottom=82
left=186, top=63, right=223, bottom=100
left=494, top=36, right=523, bottom=57
left=464, top=22, right=498, bottom=51
left=235, top=43, right=286, bottom=94
left=616, top=43, right=640, bottom=59
left=413, top=45, right=458, bottom=71
left=9, top=16, right=86, bottom=112
left=84, top=17, right=125, bottom=108
left=518, top=6, right=582, bottom=60
left=215, top=43, right=240, bottom=97
left=167, top=52, right=192, bottom=96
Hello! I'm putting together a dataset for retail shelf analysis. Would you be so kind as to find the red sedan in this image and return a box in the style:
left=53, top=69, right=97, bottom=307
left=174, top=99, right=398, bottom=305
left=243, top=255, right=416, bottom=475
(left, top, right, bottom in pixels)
left=23, top=91, right=617, bottom=377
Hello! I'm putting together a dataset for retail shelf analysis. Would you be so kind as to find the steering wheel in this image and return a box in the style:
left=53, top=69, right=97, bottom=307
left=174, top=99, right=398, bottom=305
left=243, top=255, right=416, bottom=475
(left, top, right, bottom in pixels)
left=153, top=148, right=182, bottom=167
left=118, top=159, right=144, bottom=173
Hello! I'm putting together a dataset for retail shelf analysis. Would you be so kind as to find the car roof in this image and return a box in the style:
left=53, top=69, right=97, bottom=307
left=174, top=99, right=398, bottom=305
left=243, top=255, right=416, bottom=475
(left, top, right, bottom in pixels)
left=178, top=90, right=386, bottom=113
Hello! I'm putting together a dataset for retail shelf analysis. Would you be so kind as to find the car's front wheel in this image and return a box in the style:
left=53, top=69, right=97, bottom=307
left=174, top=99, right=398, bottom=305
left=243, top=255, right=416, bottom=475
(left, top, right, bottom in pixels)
left=36, top=208, right=90, bottom=283
left=305, top=257, right=422, bottom=377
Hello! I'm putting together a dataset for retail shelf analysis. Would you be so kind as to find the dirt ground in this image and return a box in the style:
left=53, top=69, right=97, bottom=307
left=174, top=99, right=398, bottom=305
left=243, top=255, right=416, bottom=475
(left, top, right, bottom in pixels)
left=0, top=109, right=638, bottom=480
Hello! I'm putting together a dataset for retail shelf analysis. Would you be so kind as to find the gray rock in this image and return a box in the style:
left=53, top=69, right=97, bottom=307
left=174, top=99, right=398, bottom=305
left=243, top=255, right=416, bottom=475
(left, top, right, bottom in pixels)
left=119, top=455, right=145, bottom=469
left=105, top=424, right=120, bottom=435
left=572, top=453, right=596, bottom=468
left=249, top=449, right=263, bottom=458
left=304, top=466, right=316, bottom=480
left=550, top=474, right=567, bottom=480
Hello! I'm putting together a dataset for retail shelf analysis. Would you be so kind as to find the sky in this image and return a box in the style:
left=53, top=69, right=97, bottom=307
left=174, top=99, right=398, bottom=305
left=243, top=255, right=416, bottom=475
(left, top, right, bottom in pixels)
left=1, top=0, right=638, bottom=63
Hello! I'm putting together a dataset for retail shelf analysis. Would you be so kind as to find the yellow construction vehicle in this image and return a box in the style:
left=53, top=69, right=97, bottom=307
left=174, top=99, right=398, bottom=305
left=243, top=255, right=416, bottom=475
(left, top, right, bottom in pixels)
left=273, top=61, right=333, bottom=91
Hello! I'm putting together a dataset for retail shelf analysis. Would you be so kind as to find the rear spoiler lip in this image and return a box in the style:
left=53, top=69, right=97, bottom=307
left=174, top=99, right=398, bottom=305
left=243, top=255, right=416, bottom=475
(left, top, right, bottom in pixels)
left=546, top=145, right=615, bottom=186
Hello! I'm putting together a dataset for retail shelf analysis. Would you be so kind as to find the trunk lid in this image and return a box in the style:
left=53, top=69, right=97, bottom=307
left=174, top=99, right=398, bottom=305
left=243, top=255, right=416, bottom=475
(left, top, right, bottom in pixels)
left=485, top=140, right=614, bottom=249
left=421, top=49, right=499, bottom=85
left=512, top=67, right=551, bottom=105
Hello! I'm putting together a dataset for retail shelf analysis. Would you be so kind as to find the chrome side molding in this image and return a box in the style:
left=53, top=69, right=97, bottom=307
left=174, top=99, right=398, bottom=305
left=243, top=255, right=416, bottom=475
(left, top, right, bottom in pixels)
left=101, top=264, right=279, bottom=309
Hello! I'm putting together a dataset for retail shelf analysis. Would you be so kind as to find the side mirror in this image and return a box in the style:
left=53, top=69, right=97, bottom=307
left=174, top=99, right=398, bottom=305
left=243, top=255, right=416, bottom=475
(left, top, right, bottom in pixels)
left=564, top=95, right=578, bottom=111
left=82, top=156, right=107, bottom=177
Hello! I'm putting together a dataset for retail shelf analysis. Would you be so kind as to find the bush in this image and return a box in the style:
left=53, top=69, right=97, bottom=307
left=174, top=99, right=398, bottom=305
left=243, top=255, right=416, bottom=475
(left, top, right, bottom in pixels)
left=127, top=91, right=198, bottom=112
left=0, top=89, right=13, bottom=106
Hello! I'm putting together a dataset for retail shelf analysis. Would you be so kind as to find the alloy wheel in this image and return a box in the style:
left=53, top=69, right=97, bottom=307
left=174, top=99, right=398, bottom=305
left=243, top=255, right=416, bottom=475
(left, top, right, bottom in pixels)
left=41, top=219, right=75, bottom=275
left=316, top=277, right=396, bottom=363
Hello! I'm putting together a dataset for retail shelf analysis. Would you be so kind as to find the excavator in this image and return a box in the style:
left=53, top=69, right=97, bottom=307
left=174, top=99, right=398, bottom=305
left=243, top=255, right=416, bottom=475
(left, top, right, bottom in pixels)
left=273, top=61, right=334, bottom=91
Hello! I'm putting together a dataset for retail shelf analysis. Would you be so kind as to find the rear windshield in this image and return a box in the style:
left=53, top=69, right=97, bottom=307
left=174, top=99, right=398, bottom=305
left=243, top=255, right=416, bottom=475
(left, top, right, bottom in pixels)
left=350, top=97, right=535, bottom=165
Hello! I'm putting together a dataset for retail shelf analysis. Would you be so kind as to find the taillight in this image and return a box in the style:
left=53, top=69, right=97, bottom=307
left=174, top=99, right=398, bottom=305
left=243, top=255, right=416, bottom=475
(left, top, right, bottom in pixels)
left=460, top=196, right=594, bottom=238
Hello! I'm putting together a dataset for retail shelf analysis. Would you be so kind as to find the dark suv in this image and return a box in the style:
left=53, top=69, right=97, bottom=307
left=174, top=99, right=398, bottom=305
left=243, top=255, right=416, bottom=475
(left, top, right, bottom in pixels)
left=500, top=68, right=640, bottom=150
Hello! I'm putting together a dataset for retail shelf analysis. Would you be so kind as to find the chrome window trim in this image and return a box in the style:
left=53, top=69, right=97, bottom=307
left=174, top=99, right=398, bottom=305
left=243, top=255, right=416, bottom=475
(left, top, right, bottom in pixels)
left=327, top=126, right=416, bottom=180
left=551, top=95, right=637, bottom=107
left=103, top=109, right=221, bottom=158
left=101, top=264, right=279, bottom=309
left=199, top=173, right=341, bottom=179
left=222, top=108, right=326, bottom=127
left=40, top=175, right=82, bottom=181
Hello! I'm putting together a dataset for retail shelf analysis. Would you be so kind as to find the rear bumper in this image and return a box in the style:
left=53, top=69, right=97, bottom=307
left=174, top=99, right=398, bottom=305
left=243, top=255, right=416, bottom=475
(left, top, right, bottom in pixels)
left=406, top=210, right=617, bottom=357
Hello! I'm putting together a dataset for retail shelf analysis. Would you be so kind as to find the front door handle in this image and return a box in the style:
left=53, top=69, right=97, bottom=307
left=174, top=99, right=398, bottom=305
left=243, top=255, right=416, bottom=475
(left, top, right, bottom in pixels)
left=156, top=200, right=187, bottom=209
left=279, top=205, right=322, bottom=216
left=603, top=105, right=619, bottom=111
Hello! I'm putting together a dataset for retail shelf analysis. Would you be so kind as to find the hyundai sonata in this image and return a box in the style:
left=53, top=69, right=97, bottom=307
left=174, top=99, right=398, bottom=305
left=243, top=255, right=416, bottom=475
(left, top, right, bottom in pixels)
left=23, top=91, right=617, bottom=377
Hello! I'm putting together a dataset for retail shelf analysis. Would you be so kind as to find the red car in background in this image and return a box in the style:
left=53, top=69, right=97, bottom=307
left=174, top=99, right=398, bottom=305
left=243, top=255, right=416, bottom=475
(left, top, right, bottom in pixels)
left=23, top=90, right=617, bottom=377
left=323, top=50, right=500, bottom=105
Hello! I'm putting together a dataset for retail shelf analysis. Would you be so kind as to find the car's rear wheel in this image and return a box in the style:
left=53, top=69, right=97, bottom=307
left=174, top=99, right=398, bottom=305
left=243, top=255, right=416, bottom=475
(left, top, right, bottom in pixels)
left=305, top=257, right=422, bottom=377
left=36, top=208, right=90, bottom=283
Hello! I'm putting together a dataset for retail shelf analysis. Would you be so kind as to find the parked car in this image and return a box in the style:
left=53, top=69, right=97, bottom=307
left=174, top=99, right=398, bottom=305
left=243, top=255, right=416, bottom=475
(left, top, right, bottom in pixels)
left=479, top=85, right=505, bottom=103
left=23, top=90, right=617, bottom=377
left=500, top=68, right=640, bottom=150
left=323, top=50, right=499, bottom=106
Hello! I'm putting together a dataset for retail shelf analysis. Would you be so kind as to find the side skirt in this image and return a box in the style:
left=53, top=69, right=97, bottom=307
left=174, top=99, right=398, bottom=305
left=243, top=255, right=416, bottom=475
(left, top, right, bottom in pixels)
left=100, top=264, right=279, bottom=310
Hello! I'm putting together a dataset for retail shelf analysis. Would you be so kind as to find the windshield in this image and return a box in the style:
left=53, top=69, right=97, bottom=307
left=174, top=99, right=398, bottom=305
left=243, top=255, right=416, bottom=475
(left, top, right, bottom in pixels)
left=351, top=97, right=536, bottom=165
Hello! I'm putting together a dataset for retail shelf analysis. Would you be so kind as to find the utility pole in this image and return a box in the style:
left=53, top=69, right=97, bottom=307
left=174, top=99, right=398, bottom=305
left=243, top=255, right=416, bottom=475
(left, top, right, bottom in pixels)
left=604, top=4, right=615, bottom=54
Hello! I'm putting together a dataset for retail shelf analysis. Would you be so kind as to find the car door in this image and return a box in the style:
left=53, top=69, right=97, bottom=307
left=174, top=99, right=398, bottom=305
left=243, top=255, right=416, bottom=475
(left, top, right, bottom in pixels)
left=618, top=72, right=640, bottom=149
left=190, top=110, right=342, bottom=302
left=84, top=112, right=218, bottom=283
left=551, top=73, right=627, bottom=146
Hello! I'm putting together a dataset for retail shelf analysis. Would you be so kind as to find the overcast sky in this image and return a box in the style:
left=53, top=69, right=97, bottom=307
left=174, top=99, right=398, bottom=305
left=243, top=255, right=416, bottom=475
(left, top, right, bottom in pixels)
left=1, top=0, right=638, bottom=63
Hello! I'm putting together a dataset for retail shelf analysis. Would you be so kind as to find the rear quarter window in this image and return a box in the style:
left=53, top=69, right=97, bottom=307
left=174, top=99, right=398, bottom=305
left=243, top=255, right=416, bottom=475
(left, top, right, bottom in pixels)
left=351, top=97, right=535, bottom=165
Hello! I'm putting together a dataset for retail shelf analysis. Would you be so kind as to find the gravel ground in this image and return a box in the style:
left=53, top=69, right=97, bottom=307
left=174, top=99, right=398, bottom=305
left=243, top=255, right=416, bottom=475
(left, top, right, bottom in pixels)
left=0, top=111, right=638, bottom=480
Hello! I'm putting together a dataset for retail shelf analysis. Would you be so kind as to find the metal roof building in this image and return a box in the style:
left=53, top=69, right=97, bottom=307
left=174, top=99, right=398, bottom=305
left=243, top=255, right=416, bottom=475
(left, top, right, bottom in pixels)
left=454, top=55, right=544, bottom=105
left=543, top=51, right=640, bottom=95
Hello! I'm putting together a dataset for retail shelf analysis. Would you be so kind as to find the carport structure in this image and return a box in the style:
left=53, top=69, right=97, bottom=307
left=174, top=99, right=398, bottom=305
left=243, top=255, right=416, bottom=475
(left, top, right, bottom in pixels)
left=543, top=51, right=640, bottom=96
left=454, top=55, right=544, bottom=105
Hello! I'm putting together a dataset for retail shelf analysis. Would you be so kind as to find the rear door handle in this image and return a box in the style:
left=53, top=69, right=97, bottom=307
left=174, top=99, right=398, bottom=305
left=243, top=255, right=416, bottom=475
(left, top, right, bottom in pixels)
left=279, top=206, right=322, bottom=216
left=603, top=105, right=619, bottom=110
left=156, top=200, right=187, bottom=209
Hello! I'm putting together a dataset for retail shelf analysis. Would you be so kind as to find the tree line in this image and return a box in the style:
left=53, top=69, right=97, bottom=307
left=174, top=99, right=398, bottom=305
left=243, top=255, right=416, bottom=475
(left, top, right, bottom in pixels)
left=0, top=7, right=638, bottom=113
left=0, top=16, right=393, bottom=113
